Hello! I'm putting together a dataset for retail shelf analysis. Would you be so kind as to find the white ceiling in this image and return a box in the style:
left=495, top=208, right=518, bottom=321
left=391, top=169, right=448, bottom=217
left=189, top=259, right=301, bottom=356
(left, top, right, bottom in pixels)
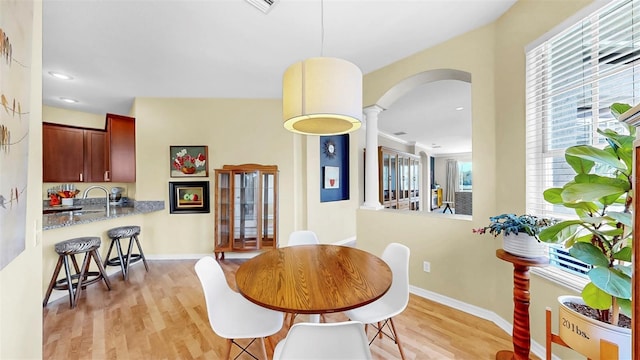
left=42, top=0, right=516, bottom=154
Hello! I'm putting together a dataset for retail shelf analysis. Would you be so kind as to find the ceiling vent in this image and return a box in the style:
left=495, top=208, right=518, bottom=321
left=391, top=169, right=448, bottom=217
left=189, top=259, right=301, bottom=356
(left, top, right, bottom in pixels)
left=393, top=131, right=407, bottom=136
left=245, top=0, right=277, bottom=13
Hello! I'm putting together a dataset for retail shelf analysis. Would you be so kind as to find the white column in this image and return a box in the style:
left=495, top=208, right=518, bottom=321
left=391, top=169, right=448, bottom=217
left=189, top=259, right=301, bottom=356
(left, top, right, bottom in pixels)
left=361, top=105, right=384, bottom=210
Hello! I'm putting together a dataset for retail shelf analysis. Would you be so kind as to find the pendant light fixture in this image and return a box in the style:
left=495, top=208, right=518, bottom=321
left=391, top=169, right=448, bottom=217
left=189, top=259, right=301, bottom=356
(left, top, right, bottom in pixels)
left=282, top=0, right=362, bottom=135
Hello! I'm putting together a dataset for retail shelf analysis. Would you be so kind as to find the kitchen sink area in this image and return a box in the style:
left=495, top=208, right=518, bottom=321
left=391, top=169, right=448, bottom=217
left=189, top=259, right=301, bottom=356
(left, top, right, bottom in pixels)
left=43, top=199, right=165, bottom=230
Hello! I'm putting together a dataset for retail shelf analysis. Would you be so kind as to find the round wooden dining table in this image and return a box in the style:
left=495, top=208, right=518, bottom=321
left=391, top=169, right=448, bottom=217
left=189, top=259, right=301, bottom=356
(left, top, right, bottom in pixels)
left=235, top=244, right=393, bottom=314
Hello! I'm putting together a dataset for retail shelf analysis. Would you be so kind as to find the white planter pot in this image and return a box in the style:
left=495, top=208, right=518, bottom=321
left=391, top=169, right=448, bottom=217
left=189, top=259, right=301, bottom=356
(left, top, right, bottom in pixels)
left=502, top=233, right=546, bottom=258
left=557, top=295, right=631, bottom=360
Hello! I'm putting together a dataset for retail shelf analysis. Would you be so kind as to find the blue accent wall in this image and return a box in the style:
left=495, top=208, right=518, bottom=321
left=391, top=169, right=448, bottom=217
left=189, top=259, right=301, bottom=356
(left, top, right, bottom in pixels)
left=320, top=134, right=349, bottom=202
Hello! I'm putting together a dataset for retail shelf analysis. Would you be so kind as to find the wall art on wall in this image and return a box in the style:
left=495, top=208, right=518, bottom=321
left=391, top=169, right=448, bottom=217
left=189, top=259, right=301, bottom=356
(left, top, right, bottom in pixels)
left=0, top=1, right=33, bottom=270
left=169, top=181, right=210, bottom=214
left=323, top=166, right=339, bottom=189
left=170, top=145, right=208, bottom=177
left=320, top=134, right=349, bottom=202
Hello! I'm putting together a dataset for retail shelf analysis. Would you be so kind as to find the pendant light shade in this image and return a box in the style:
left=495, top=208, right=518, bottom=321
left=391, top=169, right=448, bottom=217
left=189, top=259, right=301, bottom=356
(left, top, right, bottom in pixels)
left=282, top=57, right=362, bottom=135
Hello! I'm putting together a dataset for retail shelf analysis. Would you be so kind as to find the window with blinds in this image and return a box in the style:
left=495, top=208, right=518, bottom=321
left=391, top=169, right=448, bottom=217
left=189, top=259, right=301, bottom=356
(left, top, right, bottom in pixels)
left=525, top=0, right=640, bottom=278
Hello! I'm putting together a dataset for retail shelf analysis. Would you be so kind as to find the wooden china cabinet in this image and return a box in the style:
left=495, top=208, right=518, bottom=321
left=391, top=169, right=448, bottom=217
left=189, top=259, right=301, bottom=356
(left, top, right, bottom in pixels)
left=377, top=146, right=420, bottom=210
left=214, top=164, right=278, bottom=259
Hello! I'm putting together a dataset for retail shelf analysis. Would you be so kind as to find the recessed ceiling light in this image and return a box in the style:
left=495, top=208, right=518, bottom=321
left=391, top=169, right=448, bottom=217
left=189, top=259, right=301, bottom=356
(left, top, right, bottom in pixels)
left=49, top=71, right=73, bottom=80
left=455, top=107, right=464, bottom=111
left=59, top=97, right=78, bottom=103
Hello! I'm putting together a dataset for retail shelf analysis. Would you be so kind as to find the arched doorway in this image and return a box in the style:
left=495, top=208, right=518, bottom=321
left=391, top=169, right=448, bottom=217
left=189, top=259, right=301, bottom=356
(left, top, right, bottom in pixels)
left=364, top=69, right=472, bottom=214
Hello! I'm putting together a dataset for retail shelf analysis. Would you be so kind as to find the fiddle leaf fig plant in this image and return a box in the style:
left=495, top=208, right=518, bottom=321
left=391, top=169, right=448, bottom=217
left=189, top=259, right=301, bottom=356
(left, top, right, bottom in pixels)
left=538, top=102, right=634, bottom=326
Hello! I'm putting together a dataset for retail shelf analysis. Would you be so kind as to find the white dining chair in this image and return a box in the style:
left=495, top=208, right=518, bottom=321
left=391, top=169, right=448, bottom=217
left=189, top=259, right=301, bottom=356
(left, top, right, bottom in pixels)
left=344, top=243, right=410, bottom=360
left=194, top=256, right=284, bottom=360
left=285, top=230, right=325, bottom=326
left=287, top=230, right=319, bottom=246
left=272, top=321, right=372, bottom=360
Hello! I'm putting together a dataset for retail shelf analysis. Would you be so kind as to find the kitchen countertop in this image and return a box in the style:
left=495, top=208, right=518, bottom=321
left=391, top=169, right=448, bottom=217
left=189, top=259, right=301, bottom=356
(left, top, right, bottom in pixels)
left=43, top=200, right=165, bottom=230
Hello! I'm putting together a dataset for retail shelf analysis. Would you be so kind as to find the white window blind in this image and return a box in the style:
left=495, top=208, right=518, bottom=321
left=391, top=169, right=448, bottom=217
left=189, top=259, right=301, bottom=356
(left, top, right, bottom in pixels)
left=526, top=0, right=640, bottom=276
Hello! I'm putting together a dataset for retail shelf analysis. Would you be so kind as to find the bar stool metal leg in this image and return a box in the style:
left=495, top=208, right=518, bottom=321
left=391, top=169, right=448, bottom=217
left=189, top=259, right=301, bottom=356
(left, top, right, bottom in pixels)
left=104, top=237, right=127, bottom=280
left=106, top=226, right=148, bottom=280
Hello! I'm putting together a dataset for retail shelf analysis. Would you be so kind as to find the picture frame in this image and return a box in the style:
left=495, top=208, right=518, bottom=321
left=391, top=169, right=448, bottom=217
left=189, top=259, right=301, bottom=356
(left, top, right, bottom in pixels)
left=324, top=166, right=340, bottom=189
left=170, top=145, right=208, bottom=177
left=169, top=181, right=210, bottom=214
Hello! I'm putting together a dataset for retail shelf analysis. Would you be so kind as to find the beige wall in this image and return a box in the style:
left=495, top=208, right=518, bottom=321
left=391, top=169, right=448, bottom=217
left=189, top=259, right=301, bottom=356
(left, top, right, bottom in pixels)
left=43, top=105, right=105, bottom=129
left=357, top=0, right=593, bottom=358
left=0, top=1, right=43, bottom=358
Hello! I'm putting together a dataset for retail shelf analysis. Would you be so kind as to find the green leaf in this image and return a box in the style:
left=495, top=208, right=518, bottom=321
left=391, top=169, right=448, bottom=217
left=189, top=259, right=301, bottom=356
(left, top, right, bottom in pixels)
left=614, top=262, right=633, bottom=277
left=614, top=246, right=633, bottom=263
left=588, top=266, right=632, bottom=299
left=566, top=145, right=626, bottom=171
left=582, top=282, right=612, bottom=310
left=607, top=211, right=633, bottom=227
left=543, top=188, right=563, bottom=205
left=610, top=103, right=632, bottom=119
left=570, top=242, right=610, bottom=267
left=538, top=221, right=581, bottom=243
left=561, top=183, right=626, bottom=205
left=618, top=297, right=632, bottom=318
left=565, top=153, right=594, bottom=174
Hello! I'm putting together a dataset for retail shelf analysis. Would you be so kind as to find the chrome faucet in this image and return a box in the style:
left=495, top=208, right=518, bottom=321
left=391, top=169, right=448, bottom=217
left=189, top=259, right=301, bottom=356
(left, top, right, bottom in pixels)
left=82, top=185, right=110, bottom=215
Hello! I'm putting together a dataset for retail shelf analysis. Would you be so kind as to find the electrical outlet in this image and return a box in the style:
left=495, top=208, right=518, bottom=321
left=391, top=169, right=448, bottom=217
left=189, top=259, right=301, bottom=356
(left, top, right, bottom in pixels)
left=423, top=261, right=430, bottom=273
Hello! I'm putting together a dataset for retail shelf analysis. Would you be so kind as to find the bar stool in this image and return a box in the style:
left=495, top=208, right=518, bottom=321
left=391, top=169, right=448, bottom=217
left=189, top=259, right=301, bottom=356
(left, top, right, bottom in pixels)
left=43, top=236, right=111, bottom=308
left=104, top=225, right=149, bottom=280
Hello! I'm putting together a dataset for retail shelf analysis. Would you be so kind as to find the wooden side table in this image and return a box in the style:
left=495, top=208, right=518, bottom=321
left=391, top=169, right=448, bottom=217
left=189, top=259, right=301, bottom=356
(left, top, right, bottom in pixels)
left=496, top=249, right=548, bottom=360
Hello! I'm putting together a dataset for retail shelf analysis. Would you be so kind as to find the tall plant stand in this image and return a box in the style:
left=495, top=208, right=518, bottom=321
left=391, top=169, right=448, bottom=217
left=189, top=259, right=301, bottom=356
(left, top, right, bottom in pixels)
left=495, top=249, right=548, bottom=360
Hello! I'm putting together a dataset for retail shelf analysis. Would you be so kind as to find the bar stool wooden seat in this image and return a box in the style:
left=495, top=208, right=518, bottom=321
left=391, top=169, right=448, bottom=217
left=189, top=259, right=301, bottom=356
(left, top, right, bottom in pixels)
left=43, top=236, right=111, bottom=308
left=104, top=225, right=149, bottom=280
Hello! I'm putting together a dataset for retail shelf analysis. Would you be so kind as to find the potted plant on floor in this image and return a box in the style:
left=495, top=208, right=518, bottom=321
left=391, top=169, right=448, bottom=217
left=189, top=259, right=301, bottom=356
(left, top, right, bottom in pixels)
left=473, top=213, right=556, bottom=258
left=537, top=102, right=634, bottom=358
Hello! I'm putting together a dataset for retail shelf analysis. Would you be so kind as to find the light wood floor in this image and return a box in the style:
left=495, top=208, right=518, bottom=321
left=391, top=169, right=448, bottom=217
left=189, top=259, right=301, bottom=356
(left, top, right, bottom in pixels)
left=43, top=259, right=525, bottom=359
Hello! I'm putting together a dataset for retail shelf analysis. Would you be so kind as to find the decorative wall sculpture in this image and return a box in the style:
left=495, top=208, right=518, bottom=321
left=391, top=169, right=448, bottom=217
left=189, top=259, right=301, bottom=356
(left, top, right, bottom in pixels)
left=0, top=1, right=33, bottom=269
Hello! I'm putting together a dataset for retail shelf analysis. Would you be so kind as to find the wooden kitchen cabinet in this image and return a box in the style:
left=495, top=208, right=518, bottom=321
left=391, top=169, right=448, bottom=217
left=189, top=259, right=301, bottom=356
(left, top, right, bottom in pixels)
left=106, top=113, right=136, bottom=182
left=43, top=124, right=86, bottom=182
left=84, top=129, right=108, bottom=182
left=214, top=164, right=278, bottom=259
left=43, top=114, right=135, bottom=183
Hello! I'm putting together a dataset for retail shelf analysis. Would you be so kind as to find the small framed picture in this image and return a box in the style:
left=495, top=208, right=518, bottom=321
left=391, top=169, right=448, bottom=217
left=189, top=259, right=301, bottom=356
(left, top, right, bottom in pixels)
left=169, top=181, right=210, bottom=214
left=324, top=166, right=340, bottom=189
left=170, top=146, right=208, bottom=177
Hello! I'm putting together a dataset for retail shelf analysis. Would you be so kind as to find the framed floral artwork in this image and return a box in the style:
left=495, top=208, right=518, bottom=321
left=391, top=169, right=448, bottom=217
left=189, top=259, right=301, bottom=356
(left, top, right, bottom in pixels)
left=169, top=181, right=210, bottom=214
left=170, top=145, right=208, bottom=177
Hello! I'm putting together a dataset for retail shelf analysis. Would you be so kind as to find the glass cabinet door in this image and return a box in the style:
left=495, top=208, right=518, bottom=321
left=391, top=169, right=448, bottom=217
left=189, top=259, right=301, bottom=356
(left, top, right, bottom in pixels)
left=382, top=152, right=390, bottom=202
left=400, top=156, right=410, bottom=200
left=234, top=171, right=259, bottom=250
left=215, top=171, right=231, bottom=251
left=411, top=159, right=419, bottom=198
left=389, top=154, right=397, bottom=203
left=261, top=172, right=276, bottom=248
